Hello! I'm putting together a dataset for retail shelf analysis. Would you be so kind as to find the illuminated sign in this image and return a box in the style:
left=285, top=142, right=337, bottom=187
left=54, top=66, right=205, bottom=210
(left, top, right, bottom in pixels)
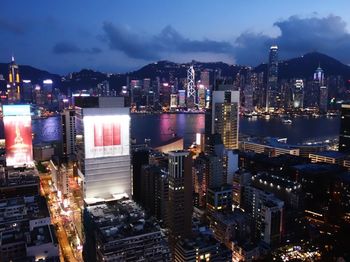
left=3, top=105, right=31, bottom=116
left=3, top=105, right=33, bottom=167
left=83, top=114, right=129, bottom=159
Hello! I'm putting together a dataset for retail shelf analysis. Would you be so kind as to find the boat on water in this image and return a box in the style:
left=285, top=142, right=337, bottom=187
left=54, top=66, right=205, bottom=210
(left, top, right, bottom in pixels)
left=282, top=119, right=293, bottom=124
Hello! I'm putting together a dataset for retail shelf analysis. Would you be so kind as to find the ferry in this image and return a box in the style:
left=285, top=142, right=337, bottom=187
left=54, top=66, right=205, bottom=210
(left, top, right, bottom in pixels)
left=282, top=119, right=293, bottom=124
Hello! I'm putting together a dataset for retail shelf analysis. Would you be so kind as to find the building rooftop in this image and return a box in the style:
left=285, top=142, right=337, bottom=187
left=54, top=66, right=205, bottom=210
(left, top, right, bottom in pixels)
left=178, top=234, right=220, bottom=251
left=0, top=196, right=50, bottom=228
left=252, top=172, right=301, bottom=191
left=0, top=172, right=39, bottom=188
left=27, top=225, right=58, bottom=247
left=292, top=163, right=345, bottom=175
left=86, top=199, right=161, bottom=242
left=310, top=150, right=347, bottom=159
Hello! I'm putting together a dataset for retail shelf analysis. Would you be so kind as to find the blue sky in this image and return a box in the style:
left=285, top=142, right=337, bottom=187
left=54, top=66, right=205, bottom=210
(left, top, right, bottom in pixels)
left=0, top=0, right=349, bottom=74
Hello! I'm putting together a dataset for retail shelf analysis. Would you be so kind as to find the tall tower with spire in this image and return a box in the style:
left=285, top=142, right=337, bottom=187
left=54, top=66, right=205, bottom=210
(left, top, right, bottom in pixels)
left=8, top=56, right=21, bottom=103
left=186, top=65, right=196, bottom=108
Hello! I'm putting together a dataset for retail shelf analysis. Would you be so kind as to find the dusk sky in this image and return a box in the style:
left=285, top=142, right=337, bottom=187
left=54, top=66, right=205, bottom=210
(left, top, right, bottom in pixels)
left=1, top=0, right=350, bottom=74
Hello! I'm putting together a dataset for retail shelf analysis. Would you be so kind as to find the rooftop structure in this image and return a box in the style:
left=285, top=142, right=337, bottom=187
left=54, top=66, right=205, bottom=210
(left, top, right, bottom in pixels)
left=84, top=199, right=170, bottom=261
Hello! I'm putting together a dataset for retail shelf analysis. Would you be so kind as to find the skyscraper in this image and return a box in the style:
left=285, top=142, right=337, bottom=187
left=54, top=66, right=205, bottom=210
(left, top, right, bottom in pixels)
left=266, top=46, right=279, bottom=110
left=187, top=66, right=196, bottom=108
left=75, top=97, right=131, bottom=204
left=293, top=79, right=304, bottom=108
left=8, top=56, right=21, bottom=103
left=319, top=86, right=328, bottom=113
left=167, top=151, right=193, bottom=241
left=200, top=70, right=210, bottom=89
left=211, top=90, right=240, bottom=150
left=339, top=103, right=350, bottom=153
left=61, top=109, right=76, bottom=158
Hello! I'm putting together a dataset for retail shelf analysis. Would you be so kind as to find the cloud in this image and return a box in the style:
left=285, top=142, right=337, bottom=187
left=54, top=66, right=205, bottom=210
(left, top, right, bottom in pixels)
left=53, top=42, right=102, bottom=55
left=234, top=15, right=350, bottom=65
left=0, top=18, right=26, bottom=34
left=102, top=23, right=233, bottom=60
left=102, top=15, right=350, bottom=66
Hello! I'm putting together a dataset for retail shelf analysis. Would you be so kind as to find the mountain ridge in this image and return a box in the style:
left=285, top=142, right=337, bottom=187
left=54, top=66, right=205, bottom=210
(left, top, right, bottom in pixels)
left=0, top=52, right=349, bottom=93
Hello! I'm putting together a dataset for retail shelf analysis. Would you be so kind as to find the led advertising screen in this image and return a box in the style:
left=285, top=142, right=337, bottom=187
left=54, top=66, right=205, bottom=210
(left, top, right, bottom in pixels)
left=83, top=114, right=129, bottom=159
left=4, top=114, right=33, bottom=167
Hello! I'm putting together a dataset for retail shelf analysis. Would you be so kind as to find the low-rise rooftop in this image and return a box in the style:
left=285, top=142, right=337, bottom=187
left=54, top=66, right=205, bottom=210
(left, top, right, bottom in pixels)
left=86, top=199, right=161, bottom=242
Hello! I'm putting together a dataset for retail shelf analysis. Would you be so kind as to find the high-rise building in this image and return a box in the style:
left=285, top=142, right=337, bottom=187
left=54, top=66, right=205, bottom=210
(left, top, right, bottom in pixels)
left=319, top=86, right=328, bottom=113
left=178, top=90, right=186, bottom=108
left=8, top=56, right=21, bottom=103
left=140, top=164, right=169, bottom=222
left=187, top=66, right=196, bottom=108
left=167, top=151, right=193, bottom=240
left=266, top=46, right=279, bottom=110
left=75, top=97, right=131, bottom=203
left=132, top=147, right=150, bottom=203
left=61, top=109, right=76, bottom=157
left=339, top=103, right=350, bottom=153
left=211, top=90, right=240, bottom=150
left=170, top=94, right=178, bottom=109
left=314, top=65, right=325, bottom=85
left=42, top=79, right=53, bottom=107
left=242, top=186, right=284, bottom=247
left=197, top=84, right=206, bottom=110
left=200, top=70, right=210, bottom=89
left=22, top=80, right=33, bottom=103
left=293, top=79, right=304, bottom=108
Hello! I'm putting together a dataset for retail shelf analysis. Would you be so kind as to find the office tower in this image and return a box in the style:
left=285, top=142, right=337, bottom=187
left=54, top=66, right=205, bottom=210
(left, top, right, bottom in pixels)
left=211, top=90, right=240, bottom=150
left=170, top=94, right=178, bottom=109
left=200, top=70, right=210, bottom=89
left=83, top=200, right=170, bottom=262
left=61, top=109, right=76, bottom=158
left=314, top=65, right=325, bottom=85
left=33, top=85, right=44, bottom=106
left=266, top=46, right=279, bottom=110
left=244, top=77, right=254, bottom=112
left=242, top=186, right=284, bottom=247
left=140, top=165, right=169, bottom=222
left=130, top=79, right=143, bottom=106
left=187, top=66, right=196, bottom=108
left=96, top=80, right=110, bottom=96
left=132, top=147, right=150, bottom=204
left=339, top=103, right=350, bottom=153
left=160, top=82, right=171, bottom=107
left=319, top=86, right=328, bottom=112
left=3, top=105, right=33, bottom=167
left=8, top=56, right=21, bottom=103
left=178, top=90, right=186, bottom=108
left=293, top=79, right=304, bottom=108
left=143, top=78, right=151, bottom=92
left=167, top=151, right=193, bottom=240
left=197, top=84, right=206, bottom=110
left=75, top=97, right=131, bottom=203
left=306, top=65, right=325, bottom=108
left=22, top=80, right=33, bottom=103
left=42, top=79, right=53, bottom=107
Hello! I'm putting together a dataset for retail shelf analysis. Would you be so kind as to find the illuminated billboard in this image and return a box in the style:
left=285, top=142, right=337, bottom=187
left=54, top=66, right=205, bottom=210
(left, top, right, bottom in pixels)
left=83, top=114, right=130, bottom=159
left=3, top=105, right=33, bottom=167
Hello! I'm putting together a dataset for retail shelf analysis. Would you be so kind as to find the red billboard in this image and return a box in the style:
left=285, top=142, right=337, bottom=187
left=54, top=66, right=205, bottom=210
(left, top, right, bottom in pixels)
left=4, top=116, right=33, bottom=167
left=83, top=114, right=129, bottom=159
left=93, top=122, right=120, bottom=147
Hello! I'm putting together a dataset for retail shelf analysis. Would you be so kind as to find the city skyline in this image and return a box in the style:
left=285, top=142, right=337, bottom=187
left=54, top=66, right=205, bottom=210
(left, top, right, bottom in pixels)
left=1, top=0, right=350, bottom=73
